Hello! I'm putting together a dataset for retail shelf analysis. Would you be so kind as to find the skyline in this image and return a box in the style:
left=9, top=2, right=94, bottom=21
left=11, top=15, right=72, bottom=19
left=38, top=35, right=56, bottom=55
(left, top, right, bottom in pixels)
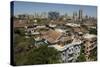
left=13, top=1, right=97, bottom=18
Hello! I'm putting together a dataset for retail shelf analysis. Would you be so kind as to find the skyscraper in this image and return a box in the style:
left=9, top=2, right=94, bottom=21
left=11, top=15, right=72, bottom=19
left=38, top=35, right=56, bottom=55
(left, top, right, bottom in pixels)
left=73, top=12, right=77, bottom=21
left=48, top=11, right=60, bottom=20
left=79, top=9, right=83, bottom=21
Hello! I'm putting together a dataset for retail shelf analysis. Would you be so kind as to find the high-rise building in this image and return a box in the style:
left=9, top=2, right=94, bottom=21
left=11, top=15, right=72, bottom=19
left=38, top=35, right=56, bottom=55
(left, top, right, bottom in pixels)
left=42, top=12, right=48, bottom=18
left=85, top=14, right=88, bottom=20
left=73, top=12, right=77, bottom=21
left=79, top=9, right=83, bottom=21
left=48, top=11, right=60, bottom=20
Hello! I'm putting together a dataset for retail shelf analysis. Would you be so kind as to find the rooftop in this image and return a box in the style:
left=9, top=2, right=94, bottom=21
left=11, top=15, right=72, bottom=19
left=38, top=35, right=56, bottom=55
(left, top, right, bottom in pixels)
left=41, top=29, right=62, bottom=43
left=48, top=40, right=82, bottom=51
left=83, top=33, right=96, bottom=39
left=66, top=23, right=80, bottom=27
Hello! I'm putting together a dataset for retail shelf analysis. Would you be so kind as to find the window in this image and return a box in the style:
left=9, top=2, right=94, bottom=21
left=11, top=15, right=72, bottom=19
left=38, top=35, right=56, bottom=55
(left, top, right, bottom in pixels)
left=68, top=54, right=73, bottom=57
left=68, top=59, right=73, bottom=62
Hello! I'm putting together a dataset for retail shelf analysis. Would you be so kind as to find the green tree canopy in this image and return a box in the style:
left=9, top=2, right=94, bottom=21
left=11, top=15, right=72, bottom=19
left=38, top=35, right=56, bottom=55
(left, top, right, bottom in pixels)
left=14, top=45, right=60, bottom=65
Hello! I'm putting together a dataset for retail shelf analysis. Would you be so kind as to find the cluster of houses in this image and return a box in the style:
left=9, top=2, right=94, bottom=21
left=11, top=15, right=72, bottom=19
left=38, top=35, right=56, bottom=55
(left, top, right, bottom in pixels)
left=23, top=22, right=97, bottom=62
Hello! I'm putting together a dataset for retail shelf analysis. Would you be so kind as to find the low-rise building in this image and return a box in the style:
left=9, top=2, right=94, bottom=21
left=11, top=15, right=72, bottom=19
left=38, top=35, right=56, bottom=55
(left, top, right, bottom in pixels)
left=41, top=29, right=82, bottom=62
left=48, top=40, right=82, bottom=62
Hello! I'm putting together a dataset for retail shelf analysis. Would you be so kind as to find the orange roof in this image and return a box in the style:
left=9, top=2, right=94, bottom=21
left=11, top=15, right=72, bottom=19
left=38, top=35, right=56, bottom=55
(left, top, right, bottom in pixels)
left=73, top=27, right=81, bottom=32
left=14, top=20, right=27, bottom=28
left=41, top=30, right=62, bottom=43
left=59, top=36, right=72, bottom=42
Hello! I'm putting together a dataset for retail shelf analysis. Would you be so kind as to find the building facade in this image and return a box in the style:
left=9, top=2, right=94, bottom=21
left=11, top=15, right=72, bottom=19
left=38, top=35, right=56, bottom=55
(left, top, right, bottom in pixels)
left=83, top=34, right=97, bottom=61
left=48, top=11, right=60, bottom=21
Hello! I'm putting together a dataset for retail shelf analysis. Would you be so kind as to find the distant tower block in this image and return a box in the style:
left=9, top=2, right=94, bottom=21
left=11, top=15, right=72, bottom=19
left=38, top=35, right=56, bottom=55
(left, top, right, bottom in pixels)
left=79, top=9, right=83, bottom=21
left=73, top=12, right=77, bottom=22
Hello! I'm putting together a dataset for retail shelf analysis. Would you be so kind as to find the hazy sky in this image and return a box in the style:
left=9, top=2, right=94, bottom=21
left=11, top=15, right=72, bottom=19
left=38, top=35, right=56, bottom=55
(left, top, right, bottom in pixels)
left=13, top=1, right=97, bottom=17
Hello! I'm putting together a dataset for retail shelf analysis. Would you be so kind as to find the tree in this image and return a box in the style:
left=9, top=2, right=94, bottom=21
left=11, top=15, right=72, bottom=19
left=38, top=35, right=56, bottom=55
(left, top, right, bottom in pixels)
left=77, top=44, right=86, bottom=62
left=14, top=28, right=25, bottom=36
left=89, top=28, right=97, bottom=35
left=26, top=46, right=60, bottom=65
left=14, top=45, right=60, bottom=65
left=89, top=47, right=97, bottom=61
left=77, top=53, right=86, bottom=62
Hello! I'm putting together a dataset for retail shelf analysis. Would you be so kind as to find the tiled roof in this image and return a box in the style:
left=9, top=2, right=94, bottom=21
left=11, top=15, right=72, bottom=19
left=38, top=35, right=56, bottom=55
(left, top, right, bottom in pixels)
left=14, top=20, right=27, bottom=27
left=41, top=30, right=62, bottom=43
left=59, top=36, right=72, bottom=42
